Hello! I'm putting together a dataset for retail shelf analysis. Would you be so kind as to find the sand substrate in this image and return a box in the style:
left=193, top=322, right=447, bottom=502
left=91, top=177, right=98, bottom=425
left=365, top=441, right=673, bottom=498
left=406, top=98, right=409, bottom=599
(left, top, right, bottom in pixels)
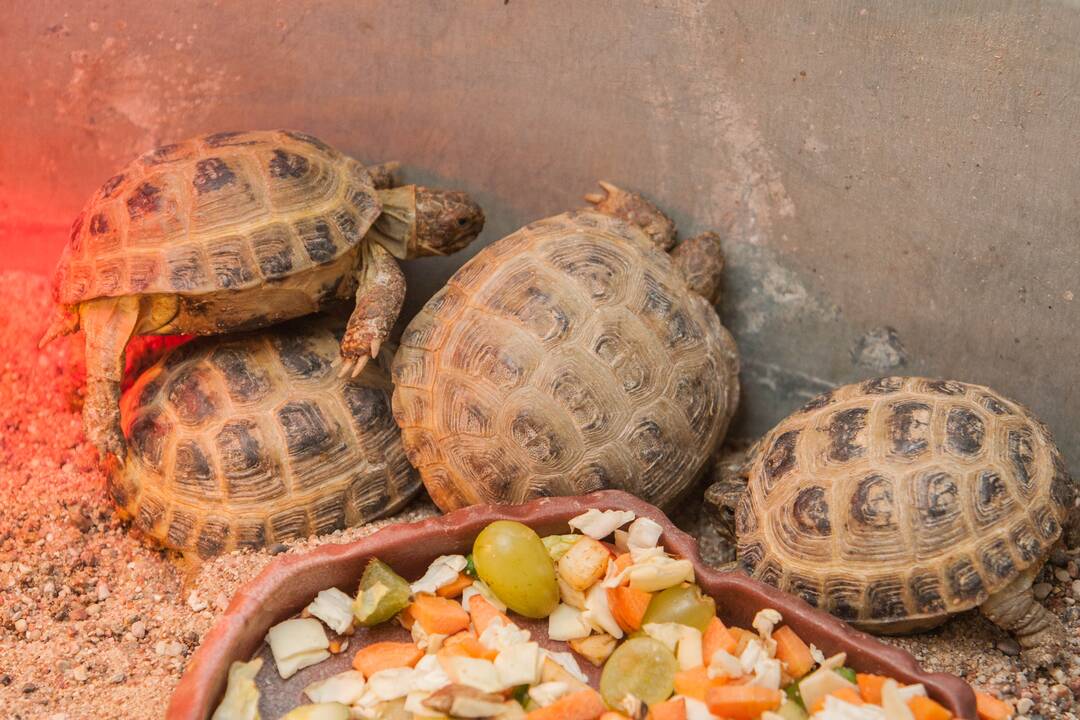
left=1, top=270, right=1077, bottom=719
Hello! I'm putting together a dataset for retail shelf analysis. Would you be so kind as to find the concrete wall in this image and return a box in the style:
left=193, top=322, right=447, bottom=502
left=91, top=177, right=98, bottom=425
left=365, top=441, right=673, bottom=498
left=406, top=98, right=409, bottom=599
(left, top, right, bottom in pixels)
left=3, top=1, right=1079, bottom=465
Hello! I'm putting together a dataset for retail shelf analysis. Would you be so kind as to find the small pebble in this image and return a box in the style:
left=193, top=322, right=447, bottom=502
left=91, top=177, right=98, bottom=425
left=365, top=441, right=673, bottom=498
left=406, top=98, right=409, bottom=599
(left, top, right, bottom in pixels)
left=269, top=543, right=288, bottom=555
left=1054, top=568, right=1071, bottom=583
left=14, top=618, right=27, bottom=633
left=996, top=638, right=1022, bottom=656
left=109, top=671, right=126, bottom=684
left=1050, top=547, right=1069, bottom=567
left=131, top=620, right=146, bottom=639
left=72, top=665, right=88, bottom=682
left=1032, top=583, right=1052, bottom=601
left=96, top=583, right=110, bottom=601
left=186, top=590, right=207, bottom=612
left=1068, top=560, right=1079, bottom=578
left=1072, top=579, right=1080, bottom=599
left=1017, top=697, right=1035, bottom=714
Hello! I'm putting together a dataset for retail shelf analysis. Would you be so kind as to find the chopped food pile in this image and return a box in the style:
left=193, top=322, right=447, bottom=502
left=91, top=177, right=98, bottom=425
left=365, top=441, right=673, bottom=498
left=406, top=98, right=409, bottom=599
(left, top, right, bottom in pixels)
left=213, top=509, right=1012, bottom=720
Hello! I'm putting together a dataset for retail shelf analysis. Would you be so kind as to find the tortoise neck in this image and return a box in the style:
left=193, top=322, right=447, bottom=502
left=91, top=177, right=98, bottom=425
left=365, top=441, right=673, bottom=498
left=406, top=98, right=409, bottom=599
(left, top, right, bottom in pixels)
left=367, top=185, right=417, bottom=259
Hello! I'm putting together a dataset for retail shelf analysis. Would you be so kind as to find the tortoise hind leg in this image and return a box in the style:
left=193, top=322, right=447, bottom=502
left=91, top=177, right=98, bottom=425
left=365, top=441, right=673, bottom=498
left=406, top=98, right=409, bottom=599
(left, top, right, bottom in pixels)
left=980, top=564, right=1066, bottom=667
left=80, top=296, right=141, bottom=462
left=338, top=242, right=405, bottom=378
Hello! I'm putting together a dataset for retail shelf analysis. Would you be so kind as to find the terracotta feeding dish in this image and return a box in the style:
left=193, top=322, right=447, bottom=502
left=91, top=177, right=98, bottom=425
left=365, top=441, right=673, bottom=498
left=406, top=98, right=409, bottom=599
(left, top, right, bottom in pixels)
left=167, top=490, right=977, bottom=719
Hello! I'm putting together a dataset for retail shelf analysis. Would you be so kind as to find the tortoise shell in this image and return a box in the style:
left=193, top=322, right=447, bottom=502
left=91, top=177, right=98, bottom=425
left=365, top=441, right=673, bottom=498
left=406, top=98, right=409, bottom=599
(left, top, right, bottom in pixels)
left=110, top=321, right=419, bottom=558
left=392, top=210, right=740, bottom=512
left=736, top=377, right=1074, bottom=629
left=54, top=130, right=380, bottom=305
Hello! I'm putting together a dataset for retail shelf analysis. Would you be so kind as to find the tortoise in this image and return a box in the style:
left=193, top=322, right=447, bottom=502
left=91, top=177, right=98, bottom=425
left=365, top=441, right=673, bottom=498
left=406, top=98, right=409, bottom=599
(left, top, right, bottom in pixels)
left=705, top=376, right=1077, bottom=665
left=39, top=129, right=484, bottom=462
left=110, top=320, right=419, bottom=558
left=392, top=182, right=740, bottom=511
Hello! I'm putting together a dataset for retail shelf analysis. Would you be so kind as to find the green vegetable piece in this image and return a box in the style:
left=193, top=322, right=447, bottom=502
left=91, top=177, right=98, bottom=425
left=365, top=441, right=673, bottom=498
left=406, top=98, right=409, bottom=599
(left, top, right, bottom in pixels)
left=835, top=666, right=857, bottom=684
left=464, top=553, right=478, bottom=578
left=776, top=699, right=810, bottom=720
left=640, top=583, right=716, bottom=632
left=371, top=699, right=410, bottom=720
left=473, top=521, right=559, bottom=618
left=541, top=534, right=580, bottom=561
left=600, top=636, right=677, bottom=709
left=512, top=685, right=530, bottom=704
left=352, top=558, right=411, bottom=627
left=784, top=683, right=806, bottom=709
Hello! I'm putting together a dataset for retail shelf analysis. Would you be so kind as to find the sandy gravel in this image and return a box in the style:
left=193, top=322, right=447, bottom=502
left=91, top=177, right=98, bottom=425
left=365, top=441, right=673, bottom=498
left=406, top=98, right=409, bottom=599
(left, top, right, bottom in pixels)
left=1, top=269, right=1076, bottom=719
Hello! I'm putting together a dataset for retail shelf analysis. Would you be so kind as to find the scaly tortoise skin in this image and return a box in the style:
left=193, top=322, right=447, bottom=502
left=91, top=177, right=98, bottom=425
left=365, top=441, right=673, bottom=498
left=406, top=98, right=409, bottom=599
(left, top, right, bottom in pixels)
left=707, top=376, right=1076, bottom=666
left=41, top=129, right=484, bottom=462
left=393, top=183, right=740, bottom=512
left=111, top=322, right=418, bottom=558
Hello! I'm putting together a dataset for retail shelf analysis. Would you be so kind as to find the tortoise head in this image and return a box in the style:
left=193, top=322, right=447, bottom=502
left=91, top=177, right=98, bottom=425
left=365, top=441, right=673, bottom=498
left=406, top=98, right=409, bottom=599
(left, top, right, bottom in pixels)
left=704, top=444, right=755, bottom=544
left=413, top=187, right=485, bottom=256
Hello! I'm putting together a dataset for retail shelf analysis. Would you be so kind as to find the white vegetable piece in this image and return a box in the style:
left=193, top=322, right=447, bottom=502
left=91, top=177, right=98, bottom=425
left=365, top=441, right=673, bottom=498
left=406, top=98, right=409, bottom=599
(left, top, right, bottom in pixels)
left=479, top=619, right=531, bottom=652
left=544, top=650, right=589, bottom=683
left=305, top=588, right=355, bottom=635
left=279, top=703, right=349, bottom=720
left=303, top=670, right=366, bottom=705
left=495, top=642, right=542, bottom=687
left=211, top=658, right=262, bottom=720
left=442, top=656, right=504, bottom=693
left=365, top=667, right=419, bottom=701
left=461, top=579, right=507, bottom=613
left=881, top=679, right=916, bottom=720
left=798, top=662, right=858, bottom=712
left=820, top=694, right=888, bottom=720
left=413, top=654, right=452, bottom=692
left=739, top=638, right=766, bottom=674
left=548, top=603, right=592, bottom=641
left=626, top=517, right=663, bottom=551
left=529, top=681, right=570, bottom=707
left=582, top=581, right=624, bottom=639
left=613, top=529, right=630, bottom=553
left=684, top=696, right=718, bottom=720
left=410, top=554, right=468, bottom=596
left=748, top=658, right=782, bottom=690
left=896, top=683, right=927, bottom=702
left=266, top=618, right=331, bottom=679
left=626, top=557, right=694, bottom=592
left=404, top=691, right=447, bottom=718
left=707, top=648, right=743, bottom=680
left=567, top=509, right=636, bottom=539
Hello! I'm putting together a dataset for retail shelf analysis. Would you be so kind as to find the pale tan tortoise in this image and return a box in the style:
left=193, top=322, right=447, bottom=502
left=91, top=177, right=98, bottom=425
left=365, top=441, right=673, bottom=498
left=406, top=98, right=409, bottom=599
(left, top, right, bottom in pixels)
left=706, top=376, right=1077, bottom=666
left=111, top=320, right=418, bottom=558
left=392, top=182, right=740, bottom=512
left=39, top=129, right=484, bottom=462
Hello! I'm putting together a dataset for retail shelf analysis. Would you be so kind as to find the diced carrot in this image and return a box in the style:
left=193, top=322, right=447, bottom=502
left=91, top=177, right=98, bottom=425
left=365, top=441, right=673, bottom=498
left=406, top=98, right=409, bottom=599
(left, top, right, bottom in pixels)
left=525, top=688, right=607, bottom=720
left=647, top=697, right=687, bottom=720
left=908, top=695, right=954, bottom=720
left=773, top=625, right=815, bottom=679
left=702, top=616, right=738, bottom=660
left=857, top=673, right=887, bottom=704
left=398, top=604, right=415, bottom=630
left=436, top=572, right=474, bottom=598
left=705, top=685, right=783, bottom=720
left=613, top=552, right=634, bottom=577
left=730, top=627, right=758, bottom=655
left=469, top=593, right=511, bottom=634
left=441, top=632, right=497, bottom=660
left=408, top=593, right=471, bottom=635
left=810, top=686, right=863, bottom=713
left=351, top=641, right=423, bottom=678
left=600, top=714, right=631, bottom=720
left=674, top=666, right=726, bottom=701
left=607, top=585, right=652, bottom=632
left=975, top=692, right=1012, bottom=720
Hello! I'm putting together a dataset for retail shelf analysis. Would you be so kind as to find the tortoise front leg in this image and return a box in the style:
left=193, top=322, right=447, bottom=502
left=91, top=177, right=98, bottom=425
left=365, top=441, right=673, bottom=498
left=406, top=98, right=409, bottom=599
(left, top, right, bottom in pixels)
left=339, top=242, right=405, bottom=378
left=80, top=295, right=141, bottom=461
left=980, top=563, right=1066, bottom=667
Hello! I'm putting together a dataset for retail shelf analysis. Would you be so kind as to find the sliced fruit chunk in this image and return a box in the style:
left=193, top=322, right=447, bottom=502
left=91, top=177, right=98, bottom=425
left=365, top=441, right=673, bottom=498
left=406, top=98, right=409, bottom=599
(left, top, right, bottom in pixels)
left=600, top=636, right=677, bottom=709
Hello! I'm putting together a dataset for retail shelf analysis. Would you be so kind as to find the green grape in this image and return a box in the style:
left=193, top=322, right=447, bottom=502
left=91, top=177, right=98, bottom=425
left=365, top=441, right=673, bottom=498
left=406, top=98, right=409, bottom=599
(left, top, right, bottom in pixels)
left=835, top=666, right=857, bottom=684
left=352, top=558, right=411, bottom=627
left=473, top=521, right=559, bottom=618
left=600, top=637, right=677, bottom=709
left=775, top=700, right=810, bottom=720
left=640, top=583, right=716, bottom=632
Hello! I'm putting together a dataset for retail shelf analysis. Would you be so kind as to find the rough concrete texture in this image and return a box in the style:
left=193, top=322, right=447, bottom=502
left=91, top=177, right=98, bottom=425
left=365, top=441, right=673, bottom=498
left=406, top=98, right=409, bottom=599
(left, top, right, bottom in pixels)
left=2, top=1, right=1079, bottom=466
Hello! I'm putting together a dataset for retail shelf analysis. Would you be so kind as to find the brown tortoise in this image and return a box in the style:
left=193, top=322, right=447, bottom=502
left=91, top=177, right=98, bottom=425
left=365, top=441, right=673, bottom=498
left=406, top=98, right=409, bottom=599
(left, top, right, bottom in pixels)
left=112, top=320, right=418, bottom=558
left=706, top=377, right=1077, bottom=666
left=39, top=129, right=484, bottom=462
left=393, top=182, right=740, bottom=512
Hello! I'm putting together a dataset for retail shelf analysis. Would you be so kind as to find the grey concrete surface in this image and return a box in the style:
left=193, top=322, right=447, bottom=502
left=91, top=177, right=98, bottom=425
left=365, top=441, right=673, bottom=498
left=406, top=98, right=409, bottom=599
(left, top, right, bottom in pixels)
left=2, top=1, right=1078, bottom=466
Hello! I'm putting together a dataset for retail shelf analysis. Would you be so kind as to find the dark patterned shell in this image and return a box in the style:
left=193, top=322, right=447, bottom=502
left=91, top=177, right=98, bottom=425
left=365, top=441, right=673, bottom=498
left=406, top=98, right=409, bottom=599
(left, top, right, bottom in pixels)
left=110, top=322, right=419, bottom=558
left=737, top=377, right=1074, bottom=627
left=392, top=210, right=740, bottom=512
left=54, top=130, right=381, bottom=305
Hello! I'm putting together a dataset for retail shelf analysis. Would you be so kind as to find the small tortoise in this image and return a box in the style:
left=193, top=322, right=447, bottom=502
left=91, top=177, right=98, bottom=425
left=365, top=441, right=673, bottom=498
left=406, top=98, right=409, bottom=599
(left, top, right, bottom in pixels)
left=393, top=182, right=740, bottom=511
left=40, top=130, right=484, bottom=461
left=111, top=320, right=419, bottom=558
left=706, top=377, right=1077, bottom=665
